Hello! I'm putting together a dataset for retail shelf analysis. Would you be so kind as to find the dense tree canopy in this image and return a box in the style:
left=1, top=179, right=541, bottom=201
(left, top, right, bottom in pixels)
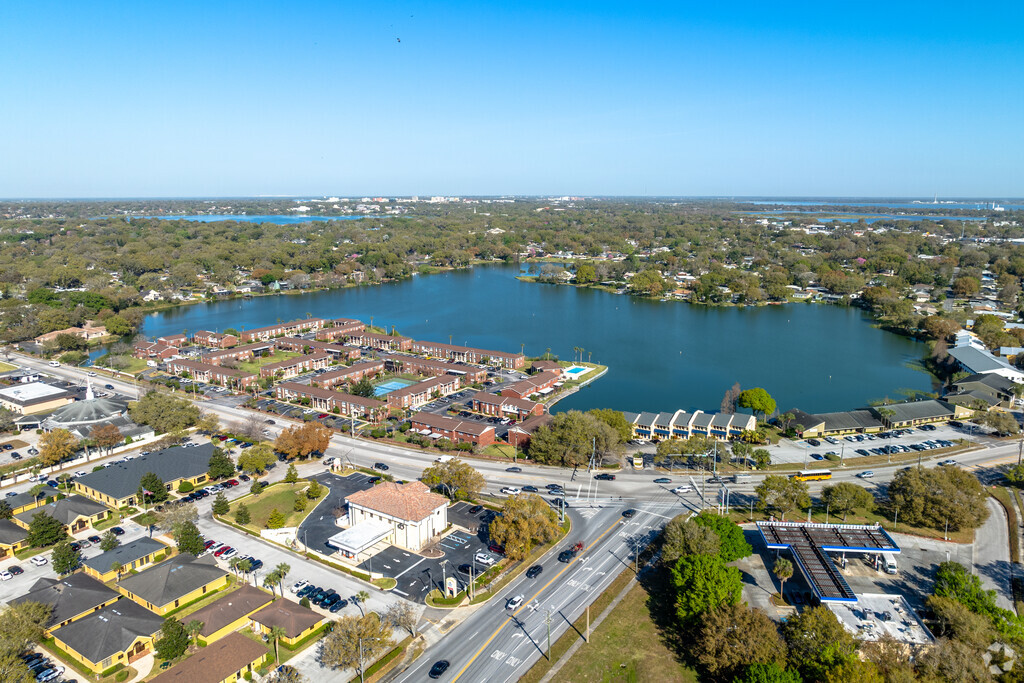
left=887, top=467, right=989, bottom=531
left=128, top=391, right=200, bottom=434
left=527, top=410, right=622, bottom=466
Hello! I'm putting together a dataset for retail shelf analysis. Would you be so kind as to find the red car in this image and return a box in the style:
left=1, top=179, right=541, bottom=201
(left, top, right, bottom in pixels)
left=203, top=540, right=216, bottom=551
left=214, top=545, right=233, bottom=557
left=227, top=479, right=239, bottom=486
left=488, top=542, right=505, bottom=555
left=317, top=413, right=329, bottom=419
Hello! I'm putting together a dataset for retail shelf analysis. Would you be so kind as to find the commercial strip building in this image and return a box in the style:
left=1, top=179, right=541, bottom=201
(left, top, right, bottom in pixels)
left=258, top=352, right=331, bottom=379
left=188, top=584, right=275, bottom=645
left=789, top=399, right=972, bottom=437
left=470, top=391, right=544, bottom=420
left=948, top=343, right=1024, bottom=383
left=945, top=372, right=1018, bottom=409
left=409, top=411, right=496, bottom=447
left=311, top=360, right=385, bottom=389
left=165, top=359, right=258, bottom=388
left=385, top=374, right=461, bottom=409
left=411, top=340, right=525, bottom=369
left=329, top=481, right=448, bottom=556
left=623, top=409, right=757, bottom=441
left=239, top=317, right=327, bottom=342
left=274, top=382, right=388, bottom=421
left=0, top=381, right=73, bottom=414
left=249, top=598, right=325, bottom=647
left=75, top=443, right=215, bottom=508
left=384, top=354, right=488, bottom=383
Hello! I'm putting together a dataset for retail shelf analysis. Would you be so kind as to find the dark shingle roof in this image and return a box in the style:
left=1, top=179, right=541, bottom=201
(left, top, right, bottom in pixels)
left=0, top=518, right=28, bottom=545
left=14, top=494, right=108, bottom=527
left=51, top=599, right=162, bottom=663
left=875, top=400, right=957, bottom=423
left=188, top=584, right=274, bottom=637
left=249, top=598, right=323, bottom=638
left=12, top=573, right=119, bottom=627
left=83, top=537, right=167, bottom=574
left=117, top=553, right=227, bottom=608
left=76, top=443, right=214, bottom=500
left=149, top=632, right=267, bottom=683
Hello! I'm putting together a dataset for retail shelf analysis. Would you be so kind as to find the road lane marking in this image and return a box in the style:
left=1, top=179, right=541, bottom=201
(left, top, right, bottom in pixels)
left=449, top=516, right=623, bottom=683
left=393, top=557, right=426, bottom=578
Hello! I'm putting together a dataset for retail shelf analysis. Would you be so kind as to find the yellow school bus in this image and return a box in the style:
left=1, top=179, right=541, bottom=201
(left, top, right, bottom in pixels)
left=793, top=469, right=832, bottom=481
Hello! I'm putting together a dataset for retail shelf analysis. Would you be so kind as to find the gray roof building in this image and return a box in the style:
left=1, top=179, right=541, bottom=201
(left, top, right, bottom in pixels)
left=75, top=443, right=214, bottom=502
left=51, top=599, right=162, bottom=666
left=14, top=494, right=109, bottom=528
left=873, top=400, right=958, bottom=424
left=816, top=410, right=884, bottom=432
left=12, top=573, right=120, bottom=628
left=83, top=537, right=167, bottom=575
left=0, top=518, right=28, bottom=546
left=949, top=345, right=1021, bottom=376
left=117, top=553, right=227, bottom=609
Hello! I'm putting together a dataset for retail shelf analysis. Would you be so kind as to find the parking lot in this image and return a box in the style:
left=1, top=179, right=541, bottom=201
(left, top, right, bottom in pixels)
left=768, top=422, right=979, bottom=466
left=356, top=501, right=498, bottom=601
left=297, top=472, right=377, bottom=553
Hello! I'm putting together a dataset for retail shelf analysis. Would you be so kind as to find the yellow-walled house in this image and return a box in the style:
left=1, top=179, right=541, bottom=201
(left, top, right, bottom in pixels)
left=12, top=574, right=121, bottom=636
left=117, top=553, right=229, bottom=616
left=74, top=443, right=214, bottom=508
left=82, top=537, right=168, bottom=583
left=51, top=598, right=163, bottom=673
left=249, top=598, right=325, bottom=646
left=0, top=519, right=29, bottom=560
left=149, top=632, right=269, bottom=683
left=188, top=584, right=274, bottom=645
left=13, top=495, right=110, bottom=535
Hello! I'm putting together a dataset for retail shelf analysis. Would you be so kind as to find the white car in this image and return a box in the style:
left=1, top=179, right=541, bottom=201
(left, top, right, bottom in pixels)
left=671, top=485, right=693, bottom=494
left=857, top=471, right=875, bottom=479
left=475, top=553, right=496, bottom=566
left=506, top=594, right=524, bottom=610
left=290, top=580, right=308, bottom=594
left=87, top=371, right=97, bottom=377
left=500, top=487, right=521, bottom=495
left=220, top=548, right=237, bottom=559
left=74, top=471, right=87, bottom=477
left=0, top=570, right=12, bottom=581
left=30, top=555, right=48, bottom=566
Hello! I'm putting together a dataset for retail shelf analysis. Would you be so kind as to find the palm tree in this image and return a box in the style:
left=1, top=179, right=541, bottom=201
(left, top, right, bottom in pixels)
left=185, top=619, right=204, bottom=648
left=269, top=625, right=288, bottom=663
left=354, top=590, right=370, bottom=617
left=263, top=571, right=280, bottom=597
left=773, top=557, right=794, bottom=602
left=274, top=562, right=291, bottom=593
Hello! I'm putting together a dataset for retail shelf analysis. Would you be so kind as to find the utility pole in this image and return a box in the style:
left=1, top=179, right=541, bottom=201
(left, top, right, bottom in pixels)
left=358, top=637, right=365, bottom=683
left=586, top=604, right=590, bottom=643
left=545, top=610, right=552, bottom=660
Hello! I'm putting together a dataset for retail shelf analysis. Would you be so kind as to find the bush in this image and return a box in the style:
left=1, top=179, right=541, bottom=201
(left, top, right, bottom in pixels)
left=824, top=453, right=840, bottom=462
left=300, top=597, right=311, bottom=608
left=293, top=496, right=308, bottom=512
left=177, top=481, right=194, bottom=493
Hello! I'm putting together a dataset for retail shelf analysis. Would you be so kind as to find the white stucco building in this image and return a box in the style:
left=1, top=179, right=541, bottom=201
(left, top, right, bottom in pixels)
left=328, top=481, right=448, bottom=557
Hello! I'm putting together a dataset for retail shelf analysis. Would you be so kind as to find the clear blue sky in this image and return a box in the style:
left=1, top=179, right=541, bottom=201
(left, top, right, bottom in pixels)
left=1, top=1, right=1021, bottom=198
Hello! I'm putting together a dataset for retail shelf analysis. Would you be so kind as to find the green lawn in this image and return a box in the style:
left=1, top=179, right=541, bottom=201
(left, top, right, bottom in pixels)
left=0, top=360, right=16, bottom=372
left=227, top=482, right=327, bottom=530
left=236, top=350, right=301, bottom=374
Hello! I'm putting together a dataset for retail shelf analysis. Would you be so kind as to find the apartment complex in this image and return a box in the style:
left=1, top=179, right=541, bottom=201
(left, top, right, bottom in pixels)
left=411, top=340, right=525, bottom=369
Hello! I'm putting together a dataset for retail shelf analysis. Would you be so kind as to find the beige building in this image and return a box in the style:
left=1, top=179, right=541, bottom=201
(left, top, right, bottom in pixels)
left=0, top=382, right=73, bottom=414
left=329, top=481, right=448, bottom=557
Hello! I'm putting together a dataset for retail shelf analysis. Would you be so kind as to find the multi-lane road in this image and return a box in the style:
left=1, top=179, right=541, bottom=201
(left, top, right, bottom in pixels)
left=7, top=352, right=1023, bottom=681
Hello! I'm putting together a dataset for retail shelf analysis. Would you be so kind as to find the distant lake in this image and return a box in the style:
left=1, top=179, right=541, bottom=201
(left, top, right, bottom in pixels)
left=135, top=214, right=378, bottom=224
left=139, top=265, right=934, bottom=415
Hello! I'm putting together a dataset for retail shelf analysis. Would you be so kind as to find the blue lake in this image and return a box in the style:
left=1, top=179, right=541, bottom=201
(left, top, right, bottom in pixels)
left=139, top=265, right=935, bottom=416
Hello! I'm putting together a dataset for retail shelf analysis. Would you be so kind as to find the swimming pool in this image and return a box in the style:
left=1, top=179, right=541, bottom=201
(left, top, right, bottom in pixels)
left=374, top=379, right=417, bottom=396
left=565, top=366, right=587, bottom=376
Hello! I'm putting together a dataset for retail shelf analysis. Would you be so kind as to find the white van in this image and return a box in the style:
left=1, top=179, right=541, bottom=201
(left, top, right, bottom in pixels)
left=434, top=455, right=454, bottom=464
left=883, top=555, right=898, bottom=575
left=732, top=473, right=752, bottom=484
left=48, top=360, right=60, bottom=367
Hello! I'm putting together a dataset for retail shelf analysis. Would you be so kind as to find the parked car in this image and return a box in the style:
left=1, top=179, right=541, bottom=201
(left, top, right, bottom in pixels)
left=468, top=505, right=483, bottom=514
left=214, top=545, right=233, bottom=558
left=87, top=535, right=101, bottom=544
left=474, top=553, right=496, bottom=566
left=329, top=599, right=347, bottom=613
left=111, top=526, right=125, bottom=535
left=30, top=556, right=48, bottom=566
left=290, top=580, right=308, bottom=594
left=0, top=570, right=13, bottom=581
left=9, top=565, right=23, bottom=575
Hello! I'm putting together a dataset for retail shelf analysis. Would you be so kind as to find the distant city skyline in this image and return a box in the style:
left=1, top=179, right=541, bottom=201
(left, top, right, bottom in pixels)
left=1, top=1, right=1021, bottom=198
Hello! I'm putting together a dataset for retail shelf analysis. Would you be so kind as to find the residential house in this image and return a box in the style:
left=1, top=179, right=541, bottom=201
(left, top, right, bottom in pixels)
left=75, top=443, right=215, bottom=508
left=51, top=599, right=163, bottom=673
left=82, top=538, right=169, bottom=583
left=34, top=322, right=108, bottom=344
left=0, top=519, right=29, bottom=559
left=622, top=410, right=757, bottom=441
left=188, top=584, right=274, bottom=645
left=411, top=340, right=525, bottom=369
left=332, top=481, right=448, bottom=556
left=117, top=553, right=229, bottom=615
left=408, top=412, right=495, bottom=447
left=149, top=632, right=269, bottom=683
left=249, top=598, right=325, bottom=647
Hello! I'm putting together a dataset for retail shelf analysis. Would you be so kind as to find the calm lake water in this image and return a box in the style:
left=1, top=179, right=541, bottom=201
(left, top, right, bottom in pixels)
left=139, top=265, right=933, bottom=415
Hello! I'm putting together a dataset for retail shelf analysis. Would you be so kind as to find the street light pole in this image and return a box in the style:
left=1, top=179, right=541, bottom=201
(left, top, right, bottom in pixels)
left=358, top=637, right=365, bottom=683
left=545, top=610, right=552, bottom=660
